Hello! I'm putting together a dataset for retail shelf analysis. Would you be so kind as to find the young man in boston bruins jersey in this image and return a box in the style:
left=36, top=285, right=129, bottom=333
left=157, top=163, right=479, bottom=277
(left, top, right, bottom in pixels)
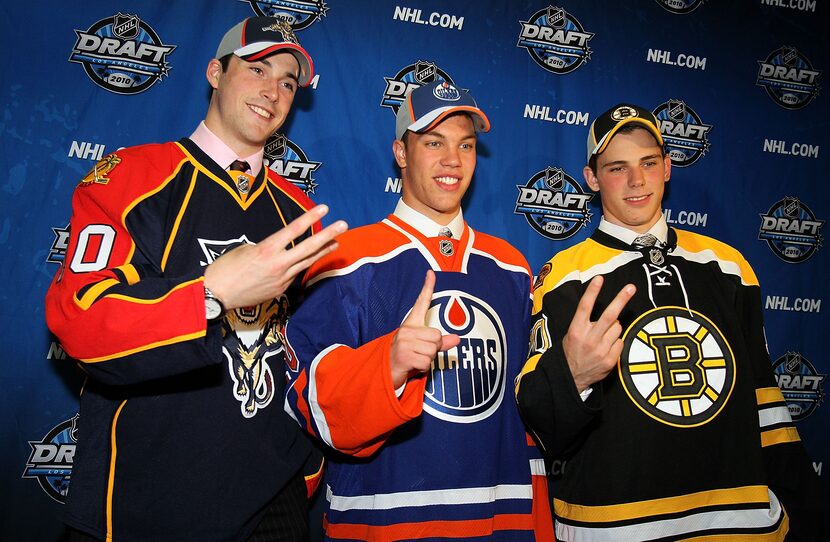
left=515, top=103, right=826, bottom=541
left=45, top=17, right=347, bottom=541
left=283, top=81, right=554, bottom=541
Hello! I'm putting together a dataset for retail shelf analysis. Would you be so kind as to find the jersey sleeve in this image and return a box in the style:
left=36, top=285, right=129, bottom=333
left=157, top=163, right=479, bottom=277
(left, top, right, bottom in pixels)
left=739, top=266, right=828, bottom=539
left=515, top=265, right=603, bottom=459
left=44, top=148, right=222, bottom=386
left=284, top=262, right=424, bottom=458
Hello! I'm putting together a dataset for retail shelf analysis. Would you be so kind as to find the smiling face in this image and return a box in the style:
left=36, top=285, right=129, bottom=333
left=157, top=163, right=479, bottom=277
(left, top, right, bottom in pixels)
left=393, top=113, right=477, bottom=225
left=204, top=52, right=300, bottom=156
left=583, top=126, right=671, bottom=233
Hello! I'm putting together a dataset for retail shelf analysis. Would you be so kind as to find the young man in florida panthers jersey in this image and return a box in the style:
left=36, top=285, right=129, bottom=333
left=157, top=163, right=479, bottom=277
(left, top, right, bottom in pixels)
left=45, top=17, right=347, bottom=541
left=283, top=80, right=554, bottom=541
left=515, top=103, right=826, bottom=541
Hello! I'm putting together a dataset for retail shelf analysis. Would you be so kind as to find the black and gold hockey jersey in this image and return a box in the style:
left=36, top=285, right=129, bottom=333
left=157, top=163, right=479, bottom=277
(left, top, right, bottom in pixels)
left=516, top=226, right=826, bottom=541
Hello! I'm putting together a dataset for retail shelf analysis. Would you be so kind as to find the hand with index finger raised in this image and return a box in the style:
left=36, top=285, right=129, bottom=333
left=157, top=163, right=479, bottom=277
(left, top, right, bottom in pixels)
left=562, top=275, right=636, bottom=393
left=390, top=270, right=460, bottom=389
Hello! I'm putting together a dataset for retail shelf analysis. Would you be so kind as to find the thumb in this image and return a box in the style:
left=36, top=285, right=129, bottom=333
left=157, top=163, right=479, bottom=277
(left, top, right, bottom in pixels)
left=403, top=270, right=436, bottom=326
left=439, top=334, right=460, bottom=352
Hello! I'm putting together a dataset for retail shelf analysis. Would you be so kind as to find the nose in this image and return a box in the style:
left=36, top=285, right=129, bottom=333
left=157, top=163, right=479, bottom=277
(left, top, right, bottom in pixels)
left=629, top=166, right=645, bottom=187
left=441, top=146, right=461, bottom=167
left=261, top=80, right=281, bottom=103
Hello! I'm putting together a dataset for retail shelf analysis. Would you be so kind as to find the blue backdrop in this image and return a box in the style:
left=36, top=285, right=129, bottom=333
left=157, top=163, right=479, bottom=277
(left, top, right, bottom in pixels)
left=2, top=1, right=827, bottom=538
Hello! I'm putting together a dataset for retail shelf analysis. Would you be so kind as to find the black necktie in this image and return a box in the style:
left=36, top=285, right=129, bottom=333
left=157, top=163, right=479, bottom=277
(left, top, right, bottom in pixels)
left=229, top=160, right=251, bottom=194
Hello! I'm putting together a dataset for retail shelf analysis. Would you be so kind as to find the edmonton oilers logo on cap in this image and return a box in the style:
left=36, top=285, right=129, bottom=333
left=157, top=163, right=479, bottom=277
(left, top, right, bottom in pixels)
left=433, top=82, right=461, bottom=101
left=69, top=13, right=176, bottom=95
left=419, top=291, right=507, bottom=423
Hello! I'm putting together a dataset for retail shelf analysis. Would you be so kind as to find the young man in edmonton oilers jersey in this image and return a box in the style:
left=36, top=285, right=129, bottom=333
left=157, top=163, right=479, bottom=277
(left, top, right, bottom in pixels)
left=283, top=80, right=555, bottom=541
left=516, top=103, right=826, bottom=541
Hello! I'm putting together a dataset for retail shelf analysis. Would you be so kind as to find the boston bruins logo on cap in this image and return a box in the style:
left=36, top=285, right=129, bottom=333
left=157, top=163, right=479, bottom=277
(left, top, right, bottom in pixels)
left=611, top=105, right=639, bottom=121
left=619, top=306, right=735, bottom=428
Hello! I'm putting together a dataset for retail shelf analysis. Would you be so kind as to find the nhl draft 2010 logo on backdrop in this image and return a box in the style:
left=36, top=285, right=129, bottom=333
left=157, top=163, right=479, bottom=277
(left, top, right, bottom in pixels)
left=517, top=6, right=594, bottom=75
left=772, top=352, right=826, bottom=422
left=655, top=0, right=706, bottom=14
left=421, top=291, right=507, bottom=424
left=653, top=99, right=712, bottom=167
left=22, top=415, right=79, bottom=503
left=381, top=61, right=459, bottom=114
left=244, top=0, right=329, bottom=30
left=514, top=166, right=593, bottom=241
left=69, top=13, right=176, bottom=94
left=758, top=197, right=824, bottom=263
left=265, top=133, right=322, bottom=194
left=756, top=46, right=822, bottom=110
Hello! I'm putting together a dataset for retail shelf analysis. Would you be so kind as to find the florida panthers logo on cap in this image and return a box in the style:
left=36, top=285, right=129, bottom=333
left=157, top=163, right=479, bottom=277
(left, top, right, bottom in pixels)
left=619, top=306, right=736, bottom=428
left=245, top=0, right=329, bottom=31
left=419, top=291, right=507, bottom=423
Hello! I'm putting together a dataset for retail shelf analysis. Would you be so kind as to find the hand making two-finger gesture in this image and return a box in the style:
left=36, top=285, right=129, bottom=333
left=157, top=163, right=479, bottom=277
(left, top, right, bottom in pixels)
left=390, top=270, right=461, bottom=389
left=563, top=275, right=636, bottom=393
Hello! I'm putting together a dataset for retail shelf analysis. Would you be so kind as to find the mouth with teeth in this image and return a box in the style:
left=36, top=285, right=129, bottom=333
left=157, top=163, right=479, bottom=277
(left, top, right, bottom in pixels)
left=625, top=194, right=651, bottom=204
left=434, top=175, right=460, bottom=188
left=248, top=103, right=274, bottom=120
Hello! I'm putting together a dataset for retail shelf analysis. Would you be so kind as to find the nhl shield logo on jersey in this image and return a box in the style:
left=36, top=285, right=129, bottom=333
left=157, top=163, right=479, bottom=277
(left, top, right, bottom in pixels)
left=619, top=306, right=736, bottom=428
left=418, top=291, right=507, bottom=423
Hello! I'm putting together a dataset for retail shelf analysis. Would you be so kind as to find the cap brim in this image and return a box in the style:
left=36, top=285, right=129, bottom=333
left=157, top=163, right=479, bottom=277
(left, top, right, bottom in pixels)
left=590, top=117, right=664, bottom=160
left=234, top=42, right=314, bottom=87
left=400, top=105, right=491, bottom=140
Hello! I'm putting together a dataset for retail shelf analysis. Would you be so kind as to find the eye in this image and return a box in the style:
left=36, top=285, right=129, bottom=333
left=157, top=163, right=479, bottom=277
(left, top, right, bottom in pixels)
left=460, top=142, right=475, bottom=150
left=426, top=140, right=441, bottom=148
left=282, top=80, right=297, bottom=92
left=250, top=67, right=264, bottom=76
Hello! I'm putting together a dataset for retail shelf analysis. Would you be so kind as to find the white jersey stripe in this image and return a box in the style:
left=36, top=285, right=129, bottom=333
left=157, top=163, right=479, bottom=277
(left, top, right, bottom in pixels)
left=327, top=483, right=533, bottom=512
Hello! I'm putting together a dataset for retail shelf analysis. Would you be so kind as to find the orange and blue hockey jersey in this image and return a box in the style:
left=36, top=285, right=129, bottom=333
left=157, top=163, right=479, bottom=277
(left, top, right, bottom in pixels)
left=284, top=212, right=554, bottom=541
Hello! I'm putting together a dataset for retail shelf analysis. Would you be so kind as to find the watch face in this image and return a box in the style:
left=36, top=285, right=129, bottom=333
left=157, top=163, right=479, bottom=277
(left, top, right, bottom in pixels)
left=205, top=297, right=223, bottom=320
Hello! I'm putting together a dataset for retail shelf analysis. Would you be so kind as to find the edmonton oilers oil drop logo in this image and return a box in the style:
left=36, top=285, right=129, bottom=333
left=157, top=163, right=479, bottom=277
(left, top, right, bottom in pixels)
left=265, top=133, right=322, bottom=194
left=69, top=13, right=176, bottom=94
left=772, top=352, right=825, bottom=422
left=654, top=99, right=712, bottom=167
left=517, top=6, right=594, bottom=75
left=381, top=61, right=458, bottom=114
left=23, top=415, right=79, bottom=503
left=758, top=197, right=824, bottom=263
left=756, top=46, right=821, bottom=110
left=420, top=291, right=506, bottom=423
left=515, top=167, right=593, bottom=241
left=655, top=0, right=706, bottom=14
left=244, top=0, right=329, bottom=30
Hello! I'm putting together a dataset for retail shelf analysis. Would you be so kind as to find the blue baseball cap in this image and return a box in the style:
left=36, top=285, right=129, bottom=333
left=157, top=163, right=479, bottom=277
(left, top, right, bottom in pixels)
left=395, top=80, right=491, bottom=140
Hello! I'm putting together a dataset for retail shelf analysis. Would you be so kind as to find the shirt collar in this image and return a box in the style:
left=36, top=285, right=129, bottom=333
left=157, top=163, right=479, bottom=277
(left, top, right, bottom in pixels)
left=598, top=213, right=668, bottom=246
left=189, top=121, right=264, bottom=176
left=393, top=199, right=464, bottom=238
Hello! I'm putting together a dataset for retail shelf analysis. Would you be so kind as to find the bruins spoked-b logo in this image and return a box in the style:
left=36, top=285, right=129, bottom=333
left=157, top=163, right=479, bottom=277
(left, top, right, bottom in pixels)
left=515, top=166, right=593, bottom=241
left=420, top=291, right=507, bottom=424
left=772, top=352, right=825, bottom=422
left=619, top=307, right=735, bottom=428
left=758, top=197, right=824, bottom=263
left=265, top=133, right=322, bottom=194
left=655, top=0, right=706, bottom=14
left=653, top=99, right=712, bottom=167
left=517, top=6, right=594, bottom=75
left=69, top=13, right=176, bottom=94
left=244, top=0, right=329, bottom=30
left=381, top=61, right=458, bottom=114
left=756, top=46, right=821, bottom=110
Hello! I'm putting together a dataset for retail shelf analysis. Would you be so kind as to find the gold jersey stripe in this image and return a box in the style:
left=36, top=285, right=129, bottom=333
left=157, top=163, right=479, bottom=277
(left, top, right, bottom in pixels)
left=761, top=427, right=801, bottom=447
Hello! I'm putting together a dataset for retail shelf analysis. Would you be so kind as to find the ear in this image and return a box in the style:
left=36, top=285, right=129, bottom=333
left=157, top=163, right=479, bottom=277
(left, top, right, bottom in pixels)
left=206, top=58, right=222, bottom=90
left=583, top=165, right=600, bottom=192
left=392, top=139, right=407, bottom=169
left=663, top=153, right=672, bottom=183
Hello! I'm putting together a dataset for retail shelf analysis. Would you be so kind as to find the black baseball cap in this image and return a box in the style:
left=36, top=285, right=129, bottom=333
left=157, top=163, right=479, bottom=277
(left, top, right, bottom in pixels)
left=586, top=103, right=664, bottom=163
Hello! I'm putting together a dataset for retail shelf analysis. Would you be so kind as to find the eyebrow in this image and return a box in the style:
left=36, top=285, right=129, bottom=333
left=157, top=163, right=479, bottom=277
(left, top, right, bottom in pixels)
left=601, top=154, right=662, bottom=167
left=257, top=57, right=300, bottom=82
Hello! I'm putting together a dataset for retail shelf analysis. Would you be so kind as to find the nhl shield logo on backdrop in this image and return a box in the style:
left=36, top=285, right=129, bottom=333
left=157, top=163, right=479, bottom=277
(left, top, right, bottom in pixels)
left=772, top=352, right=826, bottom=421
left=517, top=6, right=594, bottom=75
left=265, top=133, right=322, bottom=194
left=758, top=197, right=824, bottom=263
left=756, top=46, right=821, bottom=110
left=653, top=99, right=712, bottom=167
left=515, top=166, right=593, bottom=241
left=381, top=61, right=459, bottom=114
left=418, top=291, right=507, bottom=423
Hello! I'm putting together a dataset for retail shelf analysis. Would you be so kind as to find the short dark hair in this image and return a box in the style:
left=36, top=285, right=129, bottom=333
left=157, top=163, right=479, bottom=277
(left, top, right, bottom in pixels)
left=587, top=124, right=663, bottom=174
left=218, top=54, right=234, bottom=72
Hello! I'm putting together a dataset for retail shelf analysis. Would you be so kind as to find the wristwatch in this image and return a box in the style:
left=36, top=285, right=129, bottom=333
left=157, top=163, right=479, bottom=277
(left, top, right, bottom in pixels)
left=204, top=286, right=226, bottom=321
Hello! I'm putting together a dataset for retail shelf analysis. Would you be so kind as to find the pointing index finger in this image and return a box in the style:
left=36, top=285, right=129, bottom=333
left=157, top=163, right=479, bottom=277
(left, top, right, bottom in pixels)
left=404, top=270, right=436, bottom=326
